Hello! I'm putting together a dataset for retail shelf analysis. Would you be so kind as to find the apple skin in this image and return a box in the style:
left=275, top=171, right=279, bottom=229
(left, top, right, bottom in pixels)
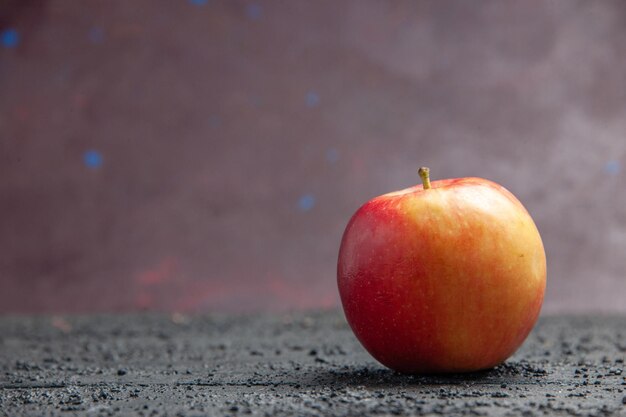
left=337, top=176, right=546, bottom=374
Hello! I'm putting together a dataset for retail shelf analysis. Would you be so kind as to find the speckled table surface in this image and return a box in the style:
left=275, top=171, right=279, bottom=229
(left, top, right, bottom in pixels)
left=0, top=311, right=624, bottom=416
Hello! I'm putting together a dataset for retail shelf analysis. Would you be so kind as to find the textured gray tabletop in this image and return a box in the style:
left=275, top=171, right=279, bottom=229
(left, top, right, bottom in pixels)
left=0, top=311, right=625, bottom=416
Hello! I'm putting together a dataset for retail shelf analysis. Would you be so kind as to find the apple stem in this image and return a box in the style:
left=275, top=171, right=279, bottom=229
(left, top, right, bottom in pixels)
left=418, top=167, right=431, bottom=190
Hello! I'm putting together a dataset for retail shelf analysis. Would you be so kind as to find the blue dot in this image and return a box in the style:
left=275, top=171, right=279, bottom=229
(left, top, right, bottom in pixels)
left=83, top=150, right=103, bottom=169
left=298, top=194, right=316, bottom=212
left=89, top=27, right=104, bottom=44
left=1, top=29, right=19, bottom=48
left=605, top=160, right=620, bottom=175
left=250, top=95, right=262, bottom=108
left=209, top=114, right=221, bottom=128
left=305, top=91, right=320, bottom=107
left=190, top=0, right=208, bottom=5
left=325, top=148, right=339, bottom=164
left=246, top=3, right=262, bottom=20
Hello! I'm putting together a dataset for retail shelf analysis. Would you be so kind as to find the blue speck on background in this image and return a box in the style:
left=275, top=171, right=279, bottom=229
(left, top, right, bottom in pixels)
left=298, top=194, right=316, bottom=212
left=250, top=95, right=262, bottom=108
left=209, top=114, right=221, bottom=128
left=305, top=91, right=320, bottom=107
left=89, top=27, right=105, bottom=44
left=326, top=148, right=339, bottom=164
left=190, top=0, right=208, bottom=5
left=84, top=150, right=103, bottom=169
left=1, top=29, right=19, bottom=48
left=246, top=3, right=262, bottom=20
left=605, top=160, right=620, bottom=175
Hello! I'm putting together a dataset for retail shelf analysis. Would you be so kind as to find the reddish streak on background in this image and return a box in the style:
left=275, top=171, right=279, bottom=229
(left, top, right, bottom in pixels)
left=131, top=257, right=338, bottom=313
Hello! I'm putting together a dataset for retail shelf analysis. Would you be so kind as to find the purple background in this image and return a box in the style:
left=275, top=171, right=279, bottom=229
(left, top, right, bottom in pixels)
left=1, top=1, right=625, bottom=314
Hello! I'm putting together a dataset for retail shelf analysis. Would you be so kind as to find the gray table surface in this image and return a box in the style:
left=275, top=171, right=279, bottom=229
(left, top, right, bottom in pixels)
left=0, top=311, right=625, bottom=416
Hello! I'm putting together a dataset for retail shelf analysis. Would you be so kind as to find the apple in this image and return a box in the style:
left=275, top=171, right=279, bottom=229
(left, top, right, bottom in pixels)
left=337, top=167, right=546, bottom=373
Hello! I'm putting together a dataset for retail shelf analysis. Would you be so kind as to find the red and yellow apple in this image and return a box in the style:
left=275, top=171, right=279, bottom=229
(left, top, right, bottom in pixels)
left=337, top=168, right=546, bottom=373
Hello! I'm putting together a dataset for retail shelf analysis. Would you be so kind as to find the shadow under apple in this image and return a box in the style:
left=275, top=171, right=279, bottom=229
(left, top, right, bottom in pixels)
left=296, top=360, right=548, bottom=389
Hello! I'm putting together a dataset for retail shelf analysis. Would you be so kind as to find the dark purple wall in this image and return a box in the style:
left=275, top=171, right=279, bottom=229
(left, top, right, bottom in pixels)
left=1, top=1, right=625, bottom=314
